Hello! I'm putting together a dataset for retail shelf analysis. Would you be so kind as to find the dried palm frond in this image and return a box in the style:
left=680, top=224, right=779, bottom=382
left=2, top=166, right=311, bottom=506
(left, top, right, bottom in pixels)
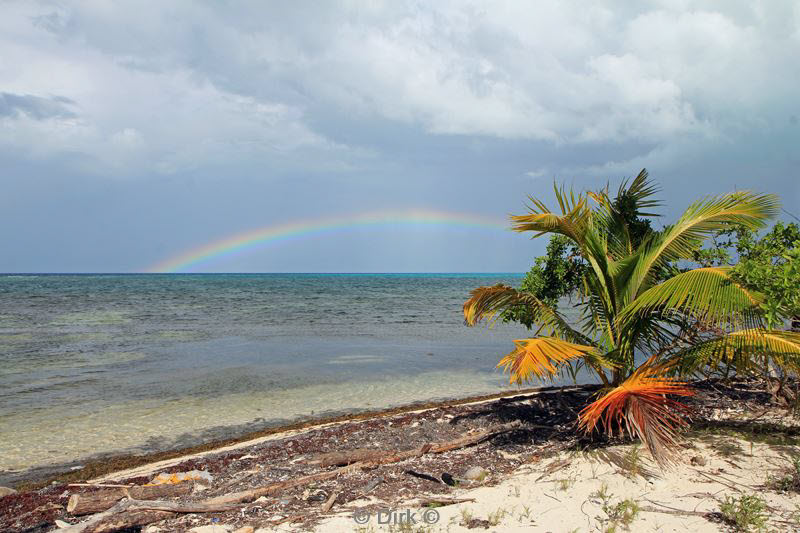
left=578, top=358, right=693, bottom=466
left=497, top=337, right=597, bottom=384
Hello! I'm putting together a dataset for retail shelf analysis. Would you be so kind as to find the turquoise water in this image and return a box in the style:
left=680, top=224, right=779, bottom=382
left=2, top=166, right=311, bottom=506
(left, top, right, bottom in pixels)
left=0, top=273, right=566, bottom=481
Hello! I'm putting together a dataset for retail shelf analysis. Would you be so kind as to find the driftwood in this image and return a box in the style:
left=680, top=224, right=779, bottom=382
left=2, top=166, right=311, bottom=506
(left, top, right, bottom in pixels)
left=430, top=421, right=522, bottom=453
left=205, top=461, right=364, bottom=506
left=63, top=420, right=522, bottom=532
left=321, top=490, right=339, bottom=512
left=67, top=483, right=194, bottom=515
left=60, top=499, right=240, bottom=533
left=312, top=448, right=386, bottom=467
left=76, top=509, right=176, bottom=533
left=311, top=421, right=522, bottom=467
left=205, top=421, right=519, bottom=506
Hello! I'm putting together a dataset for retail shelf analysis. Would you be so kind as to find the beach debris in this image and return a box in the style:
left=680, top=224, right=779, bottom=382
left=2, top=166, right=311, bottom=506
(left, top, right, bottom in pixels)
left=405, top=470, right=443, bottom=484
left=55, top=519, right=74, bottom=528
left=310, top=448, right=385, bottom=467
left=441, top=472, right=457, bottom=486
left=690, top=455, right=707, bottom=466
left=417, top=497, right=476, bottom=507
left=0, top=486, right=17, bottom=498
left=362, top=476, right=383, bottom=493
left=204, top=421, right=520, bottom=506
left=536, top=457, right=572, bottom=481
left=59, top=499, right=241, bottom=533
left=321, top=490, right=339, bottom=512
left=497, top=450, right=522, bottom=460
left=462, top=517, right=492, bottom=529
left=68, top=483, right=135, bottom=488
left=304, top=489, right=327, bottom=502
left=67, top=482, right=194, bottom=515
left=149, top=470, right=213, bottom=485
left=463, top=466, right=489, bottom=481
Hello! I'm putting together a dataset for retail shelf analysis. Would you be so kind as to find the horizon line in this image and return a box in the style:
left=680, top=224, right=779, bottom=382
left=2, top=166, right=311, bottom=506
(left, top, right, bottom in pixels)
left=0, top=271, right=526, bottom=275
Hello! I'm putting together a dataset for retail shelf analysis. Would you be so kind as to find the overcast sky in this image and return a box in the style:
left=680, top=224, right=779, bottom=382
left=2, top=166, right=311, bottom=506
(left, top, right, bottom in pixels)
left=1, top=1, right=798, bottom=272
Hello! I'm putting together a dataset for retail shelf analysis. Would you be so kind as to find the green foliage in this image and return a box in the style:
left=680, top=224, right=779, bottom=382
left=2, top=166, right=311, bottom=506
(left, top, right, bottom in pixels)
left=502, top=235, right=586, bottom=328
left=601, top=498, right=640, bottom=532
left=502, top=173, right=658, bottom=329
left=719, top=494, right=768, bottom=532
left=733, top=222, right=800, bottom=328
left=464, top=168, right=798, bottom=465
left=689, top=222, right=800, bottom=327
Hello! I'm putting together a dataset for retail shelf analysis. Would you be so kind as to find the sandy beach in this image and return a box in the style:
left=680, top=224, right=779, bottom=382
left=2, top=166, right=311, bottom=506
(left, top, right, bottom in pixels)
left=3, top=379, right=799, bottom=532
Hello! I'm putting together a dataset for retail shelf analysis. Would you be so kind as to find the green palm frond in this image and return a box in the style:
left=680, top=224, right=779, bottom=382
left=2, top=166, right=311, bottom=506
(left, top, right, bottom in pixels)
left=511, top=183, right=590, bottom=244
left=580, top=274, right=615, bottom=345
left=626, top=191, right=780, bottom=297
left=669, top=329, right=800, bottom=375
left=620, top=168, right=662, bottom=215
left=463, top=284, right=590, bottom=344
left=619, top=266, right=764, bottom=328
left=591, top=169, right=662, bottom=259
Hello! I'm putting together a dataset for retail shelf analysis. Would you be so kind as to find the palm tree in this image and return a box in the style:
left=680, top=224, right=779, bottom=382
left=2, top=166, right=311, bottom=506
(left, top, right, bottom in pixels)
left=464, top=170, right=800, bottom=465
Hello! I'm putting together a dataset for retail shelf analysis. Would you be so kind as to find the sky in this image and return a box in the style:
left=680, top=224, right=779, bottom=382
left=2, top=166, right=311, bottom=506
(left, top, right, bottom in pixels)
left=0, top=1, right=798, bottom=273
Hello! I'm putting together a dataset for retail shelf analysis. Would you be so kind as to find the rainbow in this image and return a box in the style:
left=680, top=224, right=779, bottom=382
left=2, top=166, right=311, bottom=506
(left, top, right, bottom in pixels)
left=145, top=208, right=509, bottom=273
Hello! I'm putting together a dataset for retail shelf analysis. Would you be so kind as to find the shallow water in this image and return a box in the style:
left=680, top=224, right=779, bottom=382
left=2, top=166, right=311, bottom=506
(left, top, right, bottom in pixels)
left=0, top=273, right=580, bottom=481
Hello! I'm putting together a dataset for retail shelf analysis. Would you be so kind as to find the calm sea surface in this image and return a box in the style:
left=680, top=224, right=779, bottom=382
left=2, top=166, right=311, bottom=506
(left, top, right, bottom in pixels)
left=0, top=273, right=577, bottom=482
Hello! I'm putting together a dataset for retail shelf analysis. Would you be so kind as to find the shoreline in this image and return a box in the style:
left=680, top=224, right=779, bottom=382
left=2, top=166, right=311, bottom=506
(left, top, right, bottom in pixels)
left=7, top=383, right=598, bottom=490
left=3, top=379, right=800, bottom=532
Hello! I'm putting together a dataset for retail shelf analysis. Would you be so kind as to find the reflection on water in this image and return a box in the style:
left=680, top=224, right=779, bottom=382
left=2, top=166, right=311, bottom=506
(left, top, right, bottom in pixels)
left=0, top=273, right=580, bottom=480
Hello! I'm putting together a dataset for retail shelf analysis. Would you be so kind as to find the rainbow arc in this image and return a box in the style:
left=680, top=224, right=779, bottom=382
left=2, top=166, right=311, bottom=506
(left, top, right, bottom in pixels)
left=146, top=208, right=508, bottom=273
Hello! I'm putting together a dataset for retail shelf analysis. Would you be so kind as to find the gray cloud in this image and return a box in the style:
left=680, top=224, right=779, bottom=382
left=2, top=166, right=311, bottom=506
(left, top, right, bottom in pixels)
left=0, top=1, right=797, bottom=272
left=0, top=92, right=75, bottom=120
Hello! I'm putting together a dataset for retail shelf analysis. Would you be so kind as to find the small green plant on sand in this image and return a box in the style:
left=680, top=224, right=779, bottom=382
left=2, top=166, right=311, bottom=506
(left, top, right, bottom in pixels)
left=719, top=494, right=768, bottom=532
left=487, top=507, right=507, bottom=526
left=602, top=498, right=640, bottom=532
left=556, top=477, right=575, bottom=491
left=622, top=445, right=643, bottom=478
left=590, top=482, right=612, bottom=504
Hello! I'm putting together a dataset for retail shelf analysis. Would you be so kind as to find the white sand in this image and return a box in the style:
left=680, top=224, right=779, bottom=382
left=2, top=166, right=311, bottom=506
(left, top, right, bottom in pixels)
left=257, top=436, right=800, bottom=532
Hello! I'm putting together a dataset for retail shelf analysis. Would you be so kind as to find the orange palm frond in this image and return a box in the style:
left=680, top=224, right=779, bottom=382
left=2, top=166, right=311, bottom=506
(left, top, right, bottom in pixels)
left=497, top=337, right=596, bottom=384
left=578, top=358, right=693, bottom=466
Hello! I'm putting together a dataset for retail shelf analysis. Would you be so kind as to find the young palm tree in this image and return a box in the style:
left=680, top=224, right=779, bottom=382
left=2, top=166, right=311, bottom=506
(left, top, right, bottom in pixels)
left=464, top=170, right=800, bottom=465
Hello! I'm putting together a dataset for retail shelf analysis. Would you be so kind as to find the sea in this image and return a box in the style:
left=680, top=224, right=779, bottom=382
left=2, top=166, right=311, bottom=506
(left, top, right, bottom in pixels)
left=0, top=273, right=581, bottom=483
